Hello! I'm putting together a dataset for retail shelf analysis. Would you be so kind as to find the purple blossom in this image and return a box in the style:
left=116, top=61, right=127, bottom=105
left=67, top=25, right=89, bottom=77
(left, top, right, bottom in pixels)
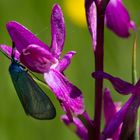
left=105, top=0, right=136, bottom=37
left=85, top=0, right=136, bottom=43
left=0, top=4, right=85, bottom=116
left=93, top=71, right=140, bottom=139
left=44, top=69, right=84, bottom=115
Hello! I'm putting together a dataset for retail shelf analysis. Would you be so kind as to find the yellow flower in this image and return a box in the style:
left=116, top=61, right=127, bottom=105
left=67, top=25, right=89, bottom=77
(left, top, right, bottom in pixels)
left=63, top=0, right=86, bottom=27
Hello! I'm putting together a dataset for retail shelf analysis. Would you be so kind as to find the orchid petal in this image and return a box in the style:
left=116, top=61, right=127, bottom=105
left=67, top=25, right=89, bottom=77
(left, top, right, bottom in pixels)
left=103, top=88, right=121, bottom=140
left=92, top=71, right=134, bottom=94
left=102, top=94, right=135, bottom=139
left=44, top=69, right=85, bottom=115
left=85, top=0, right=97, bottom=50
left=104, top=88, right=117, bottom=124
left=56, top=51, right=76, bottom=72
left=119, top=81, right=140, bottom=139
left=6, top=21, right=49, bottom=53
left=119, top=106, right=138, bottom=140
left=61, top=115, right=88, bottom=140
left=50, top=4, right=66, bottom=58
left=105, top=0, right=136, bottom=38
left=20, top=44, right=58, bottom=73
left=0, top=44, right=20, bottom=60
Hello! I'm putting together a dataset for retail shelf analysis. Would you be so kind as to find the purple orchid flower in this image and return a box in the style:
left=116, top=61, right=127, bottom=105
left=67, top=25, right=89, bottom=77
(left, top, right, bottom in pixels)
left=0, top=4, right=85, bottom=116
left=105, top=0, right=136, bottom=38
left=85, top=0, right=136, bottom=45
left=93, top=71, right=140, bottom=139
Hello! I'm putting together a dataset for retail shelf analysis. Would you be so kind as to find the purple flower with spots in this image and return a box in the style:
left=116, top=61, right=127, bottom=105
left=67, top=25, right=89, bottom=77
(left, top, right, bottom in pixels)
left=0, top=4, right=85, bottom=116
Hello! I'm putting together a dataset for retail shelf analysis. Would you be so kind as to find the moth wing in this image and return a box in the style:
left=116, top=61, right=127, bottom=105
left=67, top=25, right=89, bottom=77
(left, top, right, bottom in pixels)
left=10, top=67, right=56, bottom=120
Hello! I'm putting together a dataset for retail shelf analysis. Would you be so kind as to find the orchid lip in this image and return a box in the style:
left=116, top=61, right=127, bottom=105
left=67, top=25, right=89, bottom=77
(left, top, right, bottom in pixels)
left=19, top=44, right=58, bottom=73
left=50, top=58, right=59, bottom=69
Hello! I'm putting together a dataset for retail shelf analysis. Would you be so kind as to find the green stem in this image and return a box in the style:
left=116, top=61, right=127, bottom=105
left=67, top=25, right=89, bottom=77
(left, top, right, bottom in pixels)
left=132, top=35, right=139, bottom=140
left=132, top=35, right=137, bottom=84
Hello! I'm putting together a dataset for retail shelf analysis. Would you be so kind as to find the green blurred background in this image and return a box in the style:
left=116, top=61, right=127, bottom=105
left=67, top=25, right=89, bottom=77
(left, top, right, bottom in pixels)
left=0, top=0, right=139, bottom=140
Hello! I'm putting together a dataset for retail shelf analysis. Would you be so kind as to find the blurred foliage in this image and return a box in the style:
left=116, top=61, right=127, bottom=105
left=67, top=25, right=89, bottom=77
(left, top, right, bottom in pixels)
left=0, top=0, right=139, bottom=140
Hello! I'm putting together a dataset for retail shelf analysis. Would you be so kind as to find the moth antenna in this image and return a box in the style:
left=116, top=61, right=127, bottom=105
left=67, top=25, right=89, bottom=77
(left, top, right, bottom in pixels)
left=0, top=47, right=12, bottom=60
left=11, top=42, right=15, bottom=59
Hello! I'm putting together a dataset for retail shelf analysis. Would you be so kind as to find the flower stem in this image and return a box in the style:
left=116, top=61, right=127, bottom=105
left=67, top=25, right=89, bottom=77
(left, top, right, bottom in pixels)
left=132, top=35, right=137, bottom=84
left=131, top=35, right=139, bottom=140
left=93, top=8, right=105, bottom=140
